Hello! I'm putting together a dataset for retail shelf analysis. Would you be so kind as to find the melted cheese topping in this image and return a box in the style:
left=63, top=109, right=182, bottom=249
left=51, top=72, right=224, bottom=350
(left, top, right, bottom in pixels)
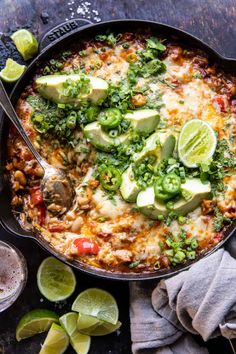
left=9, top=37, right=236, bottom=273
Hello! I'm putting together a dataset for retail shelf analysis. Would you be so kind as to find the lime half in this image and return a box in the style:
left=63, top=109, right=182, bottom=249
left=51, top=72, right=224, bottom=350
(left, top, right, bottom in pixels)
left=59, top=312, right=91, bottom=354
left=16, top=309, right=59, bottom=342
left=37, top=257, right=76, bottom=302
left=72, top=288, right=119, bottom=325
left=39, top=323, right=69, bottom=354
left=0, top=58, right=26, bottom=83
left=77, top=313, right=121, bottom=336
left=178, top=119, right=217, bottom=168
left=11, top=29, right=38, bottom=60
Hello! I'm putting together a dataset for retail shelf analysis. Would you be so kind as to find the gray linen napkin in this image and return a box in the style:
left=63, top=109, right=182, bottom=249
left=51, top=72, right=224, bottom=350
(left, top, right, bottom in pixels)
left=130, top=236, right=236, bottom=354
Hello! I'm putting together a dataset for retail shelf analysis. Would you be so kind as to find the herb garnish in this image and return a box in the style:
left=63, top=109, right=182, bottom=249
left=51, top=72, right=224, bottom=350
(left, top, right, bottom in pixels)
left=207, top=139, right=236, bottom=197
left=95, top=33, right=122, bottom=47
left=62, top=75, right=90, bottom=99
left=213, top=207, right=231, bottom=232
left=27, top=95, right=86, bottom=143
left=105, top=79, right=134, bottom=113
left=161, top=229, right=198, bottom=265
left=128, top=36, right=166, bottom=84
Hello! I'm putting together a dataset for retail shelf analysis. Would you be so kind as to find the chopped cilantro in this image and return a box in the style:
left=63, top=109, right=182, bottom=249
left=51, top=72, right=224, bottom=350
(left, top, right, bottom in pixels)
left=27, top=95, right=85, bottom=143
left=128, top=58, right=166, bottom=83
left=213, top=208, right=231, bottom=232
left=127, top=36, right=166, bottom=84
left=105, top=80, right=134, bottom=113
left=95, top=33, right=122, bottom=47
left=208, top=139, right=236, bottom=197
left=146, top=37, right=166, bottom=52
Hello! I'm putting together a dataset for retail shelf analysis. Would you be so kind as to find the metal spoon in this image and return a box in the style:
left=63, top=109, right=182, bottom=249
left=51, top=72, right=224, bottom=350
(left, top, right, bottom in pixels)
left=0, top=81, right=73, bottom=215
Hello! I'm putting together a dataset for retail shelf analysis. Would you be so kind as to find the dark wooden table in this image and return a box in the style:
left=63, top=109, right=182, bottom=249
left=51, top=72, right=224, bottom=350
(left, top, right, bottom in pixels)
left=1, top=0, right=236, bottom=353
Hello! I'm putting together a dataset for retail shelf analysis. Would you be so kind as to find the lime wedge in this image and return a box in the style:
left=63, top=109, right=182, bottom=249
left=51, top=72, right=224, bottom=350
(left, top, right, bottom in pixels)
left=77, top=313, right=101, bottom=332
left=39, top=323, right=69, bottom=354
left=70, top=330, right=91, bottom=354
left=60, top=312, right=78, bottom=337
left=178, top=119, right=217, bottom=168
left=16, top=309, right=59, bottom=342
left=37, top=257, right=76, bottom=302
left=11, top=29, right=38, bottom=60
left=72, top=288, right=119, bottom=325
left=77, top=313, right=121, bottom=336
left=59, top=312, right=91, bottom=354
left=0, top=58, right=26, bottom=83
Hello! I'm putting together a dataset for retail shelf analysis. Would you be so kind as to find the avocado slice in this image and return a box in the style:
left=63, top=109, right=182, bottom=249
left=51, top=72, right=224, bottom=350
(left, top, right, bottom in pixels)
left=124, top=109, right=160, bottom=135
left=84, top=109, right=160, bottom=152
left=84, top=122, right=114, bottom=151
left=137, top=178, right=211, bottom=219
left=133, top=130, right=177, bottom=163
left=36, top=74, right=108, bottom=104
left=120, top=166, right=140, bottom=202
left=137, top=186, right=167, bottom=218
left=178, top=178, right=211, bottom=215
left=119, top=130, right=177, bottom=203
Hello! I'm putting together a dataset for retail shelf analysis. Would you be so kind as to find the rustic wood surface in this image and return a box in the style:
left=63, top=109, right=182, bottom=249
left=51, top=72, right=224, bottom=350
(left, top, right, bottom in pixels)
left=1, top=0, right=236, bottom=353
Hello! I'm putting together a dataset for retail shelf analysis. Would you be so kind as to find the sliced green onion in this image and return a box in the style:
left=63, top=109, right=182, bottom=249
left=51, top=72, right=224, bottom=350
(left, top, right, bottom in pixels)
left=174, top=250, right=186, bottom=263
left=191, top=239, right=198, bottom=249
left=187, top=250, right=196, bottom=260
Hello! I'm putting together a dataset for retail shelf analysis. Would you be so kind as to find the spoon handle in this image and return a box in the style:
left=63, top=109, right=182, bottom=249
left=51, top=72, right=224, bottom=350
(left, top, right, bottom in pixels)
left=0, top=81, right=47, bottom=170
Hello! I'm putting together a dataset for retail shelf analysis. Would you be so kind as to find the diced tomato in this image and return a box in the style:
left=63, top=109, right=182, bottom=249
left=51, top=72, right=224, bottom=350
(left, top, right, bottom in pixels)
left=48, top=225, right=65, bottom=232
left=99, top=51, right=110, bottom=62
left=37, top=205, right=46, bottom=226
left=73, top=237, right=99, bottom=255
left=30, top=187, right=44, bottom=206
left=213, top=95, right=229, bottom=112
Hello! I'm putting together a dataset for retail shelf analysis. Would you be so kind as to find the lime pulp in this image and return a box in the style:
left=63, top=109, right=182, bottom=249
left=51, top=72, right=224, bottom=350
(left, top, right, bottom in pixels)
left=178, top=119, right=217, bottom=168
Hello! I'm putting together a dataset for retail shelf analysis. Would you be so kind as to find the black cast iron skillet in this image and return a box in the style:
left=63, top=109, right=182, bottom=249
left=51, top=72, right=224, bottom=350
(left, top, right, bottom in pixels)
left=0, top=19, right=235, bottom=281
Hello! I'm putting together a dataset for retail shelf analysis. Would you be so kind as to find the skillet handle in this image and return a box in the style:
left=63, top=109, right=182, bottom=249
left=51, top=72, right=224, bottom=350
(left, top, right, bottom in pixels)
left=39, top=18, right=93, bottom=51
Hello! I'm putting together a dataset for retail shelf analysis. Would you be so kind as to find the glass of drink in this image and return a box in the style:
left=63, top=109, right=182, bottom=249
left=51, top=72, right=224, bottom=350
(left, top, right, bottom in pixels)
left=0, top=240, right=27, bottom=312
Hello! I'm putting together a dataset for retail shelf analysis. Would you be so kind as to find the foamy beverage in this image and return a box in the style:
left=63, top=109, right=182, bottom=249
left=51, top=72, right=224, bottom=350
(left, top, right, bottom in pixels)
left=0, top=241, right=27, bottom=312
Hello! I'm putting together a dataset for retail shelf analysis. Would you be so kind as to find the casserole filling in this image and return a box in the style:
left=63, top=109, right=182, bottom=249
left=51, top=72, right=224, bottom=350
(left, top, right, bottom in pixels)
left=6, top=31, right=236, bottom=273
